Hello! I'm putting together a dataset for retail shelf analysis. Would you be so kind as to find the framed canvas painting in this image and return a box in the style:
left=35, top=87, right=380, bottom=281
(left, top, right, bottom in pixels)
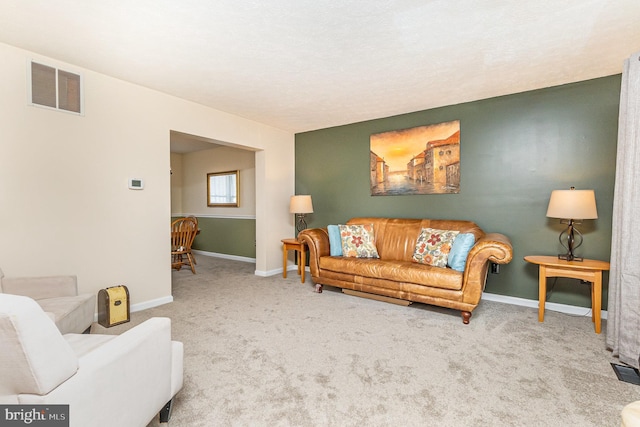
left=370, top=120, right=460, bottom=196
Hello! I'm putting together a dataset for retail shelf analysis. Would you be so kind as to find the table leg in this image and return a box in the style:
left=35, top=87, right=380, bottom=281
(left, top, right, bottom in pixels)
left=593, top=273, right=602, bottom=334
left=591, top=281, right=595, bottom=323
left=282, top=246, right=288, bottom=278
left=538, top=265, right=546, bottom=322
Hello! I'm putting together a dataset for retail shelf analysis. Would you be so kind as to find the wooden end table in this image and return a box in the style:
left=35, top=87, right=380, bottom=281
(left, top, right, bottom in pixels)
left=281, top=238, right=306, bottom=283
left=524, top=255, right=610, bottom=334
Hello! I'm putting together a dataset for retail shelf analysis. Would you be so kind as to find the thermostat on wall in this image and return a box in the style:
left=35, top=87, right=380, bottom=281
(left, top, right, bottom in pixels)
left=128, top=178, right=144, bottom=190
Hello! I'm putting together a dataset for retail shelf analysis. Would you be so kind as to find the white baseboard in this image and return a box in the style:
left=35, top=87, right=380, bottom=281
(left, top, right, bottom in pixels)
left=482, top=292, right=608, bottom=320
left=93, top=295, right=173, bottom=322
left=259, top=265, right=304, bottom=277
left=255, top=268, right=285, bottom=277
left=191, top=249, right=276, bottom=276
left=192, top=249, right=256, bottom=264
left=192, top=249, right=301, bottom=277
left=131, top=295, right=174, bottom=313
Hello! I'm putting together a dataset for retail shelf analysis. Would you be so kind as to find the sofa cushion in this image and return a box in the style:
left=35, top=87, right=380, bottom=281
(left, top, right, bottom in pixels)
left=319, top=256, right=463, bottom=290
left=412, top=228, right=459, bottom=267
left=339, top=224, right=379, bottom=258
left=448, top=233, right=476, bottom=272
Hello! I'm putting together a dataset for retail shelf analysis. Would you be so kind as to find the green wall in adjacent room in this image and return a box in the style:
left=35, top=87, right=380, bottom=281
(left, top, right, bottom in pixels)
left=175, top=217, right=256, bottom=259
left=295, top=75, right=621, bottom=308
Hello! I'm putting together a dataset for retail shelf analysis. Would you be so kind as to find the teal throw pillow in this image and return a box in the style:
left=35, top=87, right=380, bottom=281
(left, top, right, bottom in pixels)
left=447, top=233, right=476, bottom=272
left=327, top=225, right=343, bottom=256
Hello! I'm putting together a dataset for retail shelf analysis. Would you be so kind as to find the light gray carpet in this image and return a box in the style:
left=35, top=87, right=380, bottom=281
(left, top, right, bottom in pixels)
left=95, top=256, right=639, bottom=426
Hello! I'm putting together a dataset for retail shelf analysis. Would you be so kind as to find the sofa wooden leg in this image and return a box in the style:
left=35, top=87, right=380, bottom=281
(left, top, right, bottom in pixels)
left=159, top=399, right=174, bottom=423
left=461, top=311, right=471, bottom=324
left=315, top=284, right=323, bottom=293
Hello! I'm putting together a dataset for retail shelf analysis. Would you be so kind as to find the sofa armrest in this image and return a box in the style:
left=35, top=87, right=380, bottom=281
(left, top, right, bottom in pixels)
left=470, top=233, right=513, bottom=264
left=19, top=318, right=177, bottom=427
left=1, top=275, right=79, bottom=299
left=298, top=228, right=330, bottom=277
left=461, top=232, right=513, bottom=304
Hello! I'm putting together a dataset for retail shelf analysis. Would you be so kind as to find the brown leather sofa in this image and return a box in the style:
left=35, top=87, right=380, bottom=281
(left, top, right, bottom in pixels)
left=298, top=217, right=513, bottom=324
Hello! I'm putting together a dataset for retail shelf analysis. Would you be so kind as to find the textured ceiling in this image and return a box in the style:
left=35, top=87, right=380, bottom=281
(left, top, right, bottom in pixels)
left=0, top=1, right=639, bottom=133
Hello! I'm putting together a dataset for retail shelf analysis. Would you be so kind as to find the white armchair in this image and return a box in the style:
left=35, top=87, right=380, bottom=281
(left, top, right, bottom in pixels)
left=0, top=268, right=95, bottom=334
left=0, top=294, right=183, bottom=426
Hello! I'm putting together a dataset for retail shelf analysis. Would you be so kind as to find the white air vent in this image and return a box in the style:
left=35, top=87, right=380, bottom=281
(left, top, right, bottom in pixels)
left=29, top=61, right=83, bottom=114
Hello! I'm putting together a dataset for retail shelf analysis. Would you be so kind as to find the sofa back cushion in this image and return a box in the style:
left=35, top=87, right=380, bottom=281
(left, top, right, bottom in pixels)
left=346, top=218, right=484, bottom=262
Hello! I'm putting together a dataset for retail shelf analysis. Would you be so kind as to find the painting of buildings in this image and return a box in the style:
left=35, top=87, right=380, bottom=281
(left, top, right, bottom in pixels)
left=370, top=120, right=460, bottom=196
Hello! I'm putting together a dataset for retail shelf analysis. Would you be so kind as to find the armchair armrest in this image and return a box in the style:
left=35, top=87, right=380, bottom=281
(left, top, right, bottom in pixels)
left=462, top=232, right=513, bottom=304
left=1, top=275, right=79, bottom=300
left=20, top=318, right=176, bottom=427
left=298, top=228, right=330, bottom=277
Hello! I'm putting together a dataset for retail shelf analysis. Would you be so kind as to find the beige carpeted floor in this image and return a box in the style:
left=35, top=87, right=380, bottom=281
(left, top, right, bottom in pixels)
left=94, top=256, right=639, bottom=426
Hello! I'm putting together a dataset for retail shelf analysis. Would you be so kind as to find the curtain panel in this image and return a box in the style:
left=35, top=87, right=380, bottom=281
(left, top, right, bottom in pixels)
left=606, top=51, right=640, bottom=369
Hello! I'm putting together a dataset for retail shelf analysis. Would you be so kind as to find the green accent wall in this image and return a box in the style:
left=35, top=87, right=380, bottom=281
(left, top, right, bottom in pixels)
left=295, top=75, right=621, bottom=308
left=174, top=217, right=256, bottom=259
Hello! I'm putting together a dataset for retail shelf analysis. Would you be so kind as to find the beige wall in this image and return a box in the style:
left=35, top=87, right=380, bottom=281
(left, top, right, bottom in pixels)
left=171, top=145, right=256, bottom=218
left=170, top=152, right=184, bottom=214
left=0, top=42, right=294, bottom=308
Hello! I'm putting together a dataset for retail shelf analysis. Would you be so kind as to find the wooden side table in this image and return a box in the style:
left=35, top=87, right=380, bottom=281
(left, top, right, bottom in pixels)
left=524, top=255, right=610, bottom=333
left=281, top=238, right=306, bottom=283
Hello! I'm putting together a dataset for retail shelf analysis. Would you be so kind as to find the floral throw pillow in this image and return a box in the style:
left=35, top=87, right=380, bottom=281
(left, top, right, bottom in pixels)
left=339, top=224, right=379, bottom=258
left=412, top=228, right=460, bottom=267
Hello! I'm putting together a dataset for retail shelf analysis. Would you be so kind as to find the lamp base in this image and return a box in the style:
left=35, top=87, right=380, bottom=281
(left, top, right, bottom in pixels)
left=557, top=219, right=584, bottom=262
left=295, top=214, right=307, bottom=236
left=557, top=253, right=583, bottom=262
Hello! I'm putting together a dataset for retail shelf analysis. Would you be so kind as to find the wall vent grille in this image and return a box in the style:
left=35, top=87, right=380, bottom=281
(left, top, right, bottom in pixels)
left=29, top=61, right=83, bottom=114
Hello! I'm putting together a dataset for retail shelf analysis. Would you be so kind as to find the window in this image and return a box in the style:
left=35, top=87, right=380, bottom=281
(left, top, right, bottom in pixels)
left=29, top=61, right=83, bottom=114
left=207, top=170, right=239, bottom=207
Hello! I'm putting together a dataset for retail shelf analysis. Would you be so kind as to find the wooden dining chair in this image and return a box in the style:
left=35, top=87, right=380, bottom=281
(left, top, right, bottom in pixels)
left=171, top=217, right=198, bottom=274
left=186, top=215, right=199, bottom=265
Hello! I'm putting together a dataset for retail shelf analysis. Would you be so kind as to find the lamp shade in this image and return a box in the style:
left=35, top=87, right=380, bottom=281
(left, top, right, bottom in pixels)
left=546, top=189, right=598, bottom=220
left=289, top=195, right=313, bottom=214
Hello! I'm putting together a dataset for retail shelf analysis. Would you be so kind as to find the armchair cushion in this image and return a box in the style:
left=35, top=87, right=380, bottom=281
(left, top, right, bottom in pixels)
left=0, top=294, right=78, bottom=400
left=37, top=295, right=96, bottom=335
